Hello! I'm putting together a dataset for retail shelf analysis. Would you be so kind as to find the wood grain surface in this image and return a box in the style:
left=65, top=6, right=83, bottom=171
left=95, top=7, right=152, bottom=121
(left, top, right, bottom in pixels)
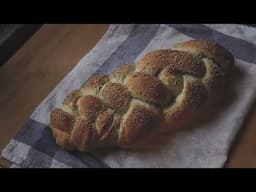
left=0, top=24, right=109, bottom=167
left=0, top=24, right=255, bottom=168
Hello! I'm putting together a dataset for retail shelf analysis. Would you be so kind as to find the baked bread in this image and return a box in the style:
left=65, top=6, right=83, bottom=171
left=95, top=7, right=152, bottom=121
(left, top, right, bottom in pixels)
left=50, top=39, right=234, bottom=152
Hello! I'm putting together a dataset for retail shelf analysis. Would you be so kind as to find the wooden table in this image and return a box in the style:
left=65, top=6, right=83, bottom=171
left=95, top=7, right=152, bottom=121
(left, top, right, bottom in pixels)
left=0, top=24, right=255, bottom=168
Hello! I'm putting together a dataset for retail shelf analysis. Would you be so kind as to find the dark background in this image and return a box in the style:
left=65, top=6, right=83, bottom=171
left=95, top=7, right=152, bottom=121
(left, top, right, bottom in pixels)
left=0, top=24, right=42, bottom=66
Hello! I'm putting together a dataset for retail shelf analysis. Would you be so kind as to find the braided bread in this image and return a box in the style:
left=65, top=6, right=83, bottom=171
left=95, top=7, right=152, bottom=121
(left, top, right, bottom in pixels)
left=50, top=39, right=234, bottom=152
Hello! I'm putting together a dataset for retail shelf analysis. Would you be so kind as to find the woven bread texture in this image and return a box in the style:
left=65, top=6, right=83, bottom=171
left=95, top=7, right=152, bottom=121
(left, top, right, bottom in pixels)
left=50, top=39, right=234, bottom=152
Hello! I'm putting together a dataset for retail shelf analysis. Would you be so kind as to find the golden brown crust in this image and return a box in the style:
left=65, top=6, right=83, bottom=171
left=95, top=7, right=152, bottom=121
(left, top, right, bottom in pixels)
left=50, top=39, right=234, bottom=152
left=96, top=110, right=120, bottom=145
left=174, top=39, right=234, bottom=73
left=110, top=64, right=135, bottom=84
left=70, top=118, right=93, bottom=151
left=53, top=129, right=74, bottom=150
left=164, top=79, right=207, bottom=126
left=202, top=58, right=223, bottom=91
left=158, top=67, right=183, bottom=96
left=95, top=109, right=114, bottom=136
left=81, top=75, right=109, bottom=96
left=50, top=108, right=74, bottom=133
left=62, top=90, right=81, bottom=109
left=125, top=72, right=173, bottom=106
left=138, top=50, right=205, bottom=77
left=77, top=95, right=104, bottom=121
left=118, top=103, right=157, bottom=146
left=99, top=82, right=131, bottom=113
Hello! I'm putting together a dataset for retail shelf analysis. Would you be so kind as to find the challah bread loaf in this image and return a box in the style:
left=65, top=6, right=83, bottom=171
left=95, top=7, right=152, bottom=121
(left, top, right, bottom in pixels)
left=50, top=39, right=234, bottom=152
